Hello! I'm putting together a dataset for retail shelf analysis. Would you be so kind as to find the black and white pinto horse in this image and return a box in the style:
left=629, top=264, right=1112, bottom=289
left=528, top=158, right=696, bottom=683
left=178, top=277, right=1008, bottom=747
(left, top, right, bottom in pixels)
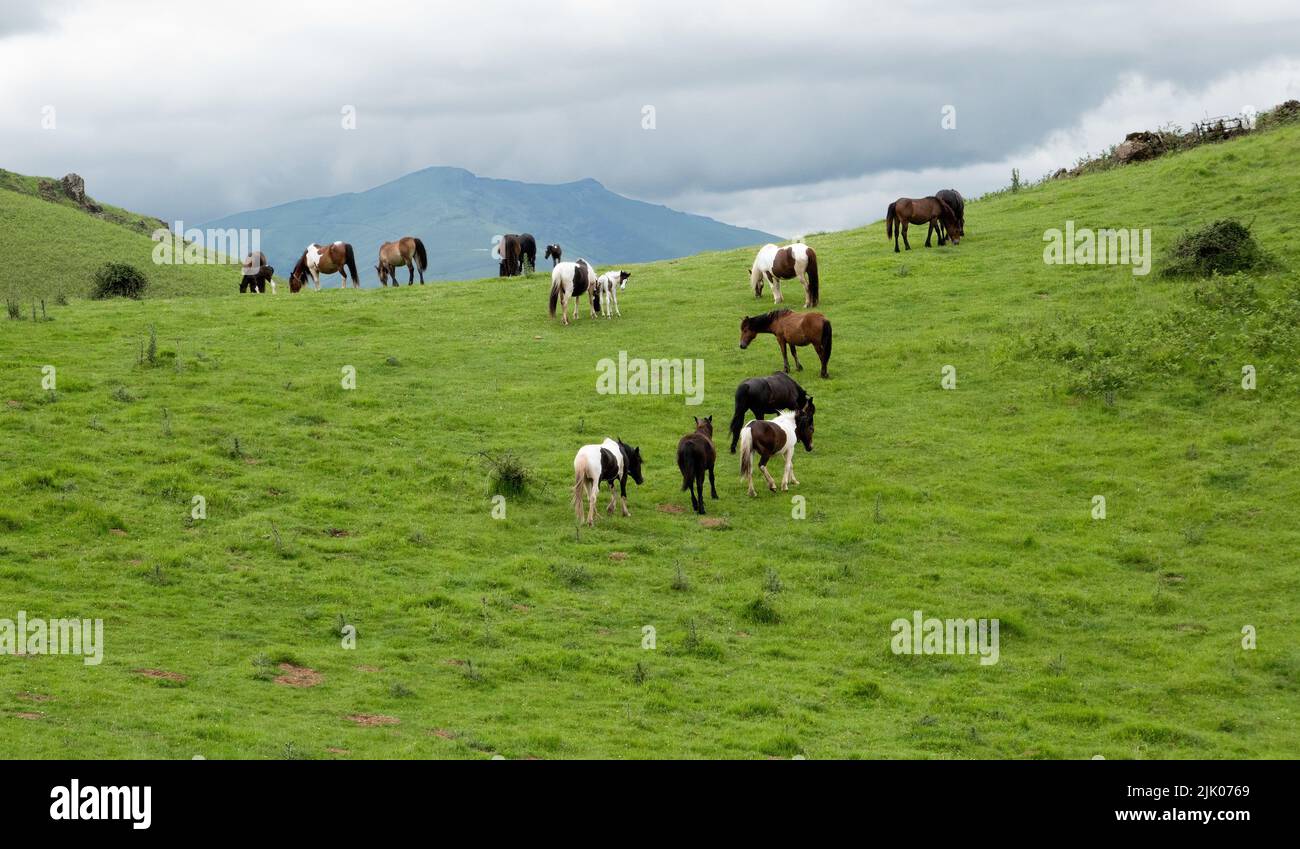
left=729, top=371, right=811, bottom=452
left=548, top=259, right=599, bottom=325
left=572, top=437, right=644, bottom=526
left=595, top=270, right=630, bottom=318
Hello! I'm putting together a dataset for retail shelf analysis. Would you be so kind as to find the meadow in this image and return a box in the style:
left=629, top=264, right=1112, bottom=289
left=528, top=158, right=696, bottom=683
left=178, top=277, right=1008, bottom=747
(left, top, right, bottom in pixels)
left=0, top=123, right=1297, bottom=759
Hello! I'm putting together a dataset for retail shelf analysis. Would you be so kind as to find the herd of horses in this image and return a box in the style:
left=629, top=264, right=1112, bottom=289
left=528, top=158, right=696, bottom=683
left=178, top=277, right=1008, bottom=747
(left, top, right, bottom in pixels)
left=233, top=188, right=966, bottom=519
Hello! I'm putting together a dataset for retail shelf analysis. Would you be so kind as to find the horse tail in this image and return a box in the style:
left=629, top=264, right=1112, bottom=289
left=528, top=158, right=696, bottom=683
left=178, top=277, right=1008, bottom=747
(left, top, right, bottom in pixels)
left=413, top=238, right=428, bottom=272
left=739, top=425, right=753, bottom=478
left=886, top=202, right=897, bottom=238
left=548, top=275, right=561, bottom=317
left=344, top=243, right=359, bottom=284
left=804, top=247, right=819, bottom=307
left=821, top=318, right=832, bottom=362
left=677, top=443, right=691, bottom=490
left=573, top=456, right=587, bottom=522
left=729, top=385, right=747, bottom=454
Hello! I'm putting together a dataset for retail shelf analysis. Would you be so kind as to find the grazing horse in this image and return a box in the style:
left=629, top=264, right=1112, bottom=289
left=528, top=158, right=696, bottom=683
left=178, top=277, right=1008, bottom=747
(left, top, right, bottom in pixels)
left=497, top=234, right=522, bottom=277
left=729, top=372, right=810, bottom=452
left=548, top=259, right=599, bottom=325
left=519, top=233, right=537, bottom=274
left=376, top=236, right=428, bottom=286
left=545, top=244, right=562, bottom=267
left=240, top=251, right=275, bottom=294
left=676, top=416, right=718, bottom=515
left=289, top=242, right=360, bottom=291
left=572, top=437, right=644, bottom=526
left=749, top=243, right=820, bottom=308
left=740, top=309, right=832, bottom=378
left=935, top=188, right=965, bottom=241
left=595, top=270, right=630, bottom=318
left=738, top=403, right=815, bottom=496
left=886, top=196, right=961, bottom=252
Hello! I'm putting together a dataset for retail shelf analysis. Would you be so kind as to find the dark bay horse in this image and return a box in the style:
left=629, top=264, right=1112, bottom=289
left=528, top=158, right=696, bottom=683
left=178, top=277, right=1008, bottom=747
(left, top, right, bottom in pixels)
left=740, top=309, right=833, bottom=378
left=289, top=242, right=359, bottom=291
left=886, top=196, right=961, bottom=252
left=498, top=234, right=522, bottom=277
left=376, top=236, right=428, bottom=285
left=545, top=244, right=562, bottom=267
left=240, top=251, right=274, bottom=293
left=729, top=372, right=811, bottom=452
left=935, top=189, right=965, bottom=241
left=676, top=416, right=718, bottom=514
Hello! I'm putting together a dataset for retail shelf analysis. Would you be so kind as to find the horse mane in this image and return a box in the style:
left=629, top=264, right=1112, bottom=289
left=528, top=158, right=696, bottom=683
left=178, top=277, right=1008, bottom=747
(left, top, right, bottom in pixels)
left=290, top=252, right=308, bottom=280
left=749, top=308, right=792, bottom=331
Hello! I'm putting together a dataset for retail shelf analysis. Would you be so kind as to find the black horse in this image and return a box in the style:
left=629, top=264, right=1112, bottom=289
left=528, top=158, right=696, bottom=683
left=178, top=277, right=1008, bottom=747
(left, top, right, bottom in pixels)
left=545, top=244, right=562, bottom=267
left=239, top=251, right=274, bottom=293
left=519, top=233, right=537, bottom=273
left=729, top=372, right=812, bottom=452
left=498, top=234, right=522, bottom=277
left=935, top=189, right=965, bottom=241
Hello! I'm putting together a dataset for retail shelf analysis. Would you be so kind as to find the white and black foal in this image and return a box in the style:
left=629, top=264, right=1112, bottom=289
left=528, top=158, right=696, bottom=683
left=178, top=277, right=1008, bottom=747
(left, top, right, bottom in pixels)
left=595, top=270, right=630, bottom=318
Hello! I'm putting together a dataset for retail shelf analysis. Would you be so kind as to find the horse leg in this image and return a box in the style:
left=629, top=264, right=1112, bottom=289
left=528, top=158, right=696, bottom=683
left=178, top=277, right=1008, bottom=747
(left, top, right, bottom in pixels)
left=695, top=472, right=706, bottom=514
left=800, top=272, right=810, bottom=308
left=787, top=451, right=800, bottom=488
left=708, top=461, right=718, bottom=499
left=902, top=222, right=911, bottom=251
left=606, top=480, right=618, bottom=514
left=588, top=483, right=598, bottom=526
left=770, top=275, right=783, bottom=304
left=790, top=343, right=804, bottom=372
left=620, top=478, right=631, bottom=517
left=814, top=343, right=828, bottom=378
left=894, top=224, right=901, bottom=253
left=745, top=457, right=757, bottom=497
left=611, top=286, right=620, bottom=318
left=925, top=219, right=934, bottom=248
left=780, top=338, right=790, bottom=373
left=759, top=455, right=778, bottom=492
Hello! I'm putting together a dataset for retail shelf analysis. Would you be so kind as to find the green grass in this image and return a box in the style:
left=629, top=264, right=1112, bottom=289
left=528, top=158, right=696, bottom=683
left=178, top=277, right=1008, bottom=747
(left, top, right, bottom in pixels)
left=1, top=124, right=1298, bottom=759
left=0, top=178, right=246, bottom=301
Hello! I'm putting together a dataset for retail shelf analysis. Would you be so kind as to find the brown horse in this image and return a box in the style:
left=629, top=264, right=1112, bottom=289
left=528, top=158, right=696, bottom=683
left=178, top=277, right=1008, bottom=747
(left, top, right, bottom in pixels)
left=289, top=242, right=360, bottom=292
left=738, top=404, right=814, bottom=496
left=676, top=416, right=718, bottom=515
left=376, top=236, right=428, bottom=286
left=885, top=196, right=961, bottom=252
left=739, top=309, right=832, bottom=378
left=239, top=251, right=274, bottom=293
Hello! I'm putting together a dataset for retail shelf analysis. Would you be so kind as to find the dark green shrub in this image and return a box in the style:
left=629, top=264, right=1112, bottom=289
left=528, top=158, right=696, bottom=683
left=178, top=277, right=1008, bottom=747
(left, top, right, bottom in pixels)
left=1162, top=220, right=1274, bottom=278
left=90, top=262, right=149, bottom=299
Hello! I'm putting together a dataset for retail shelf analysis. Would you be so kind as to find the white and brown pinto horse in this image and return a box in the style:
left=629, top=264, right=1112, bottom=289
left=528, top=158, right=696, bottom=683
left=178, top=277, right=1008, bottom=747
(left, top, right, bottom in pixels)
left=738, top=403, right=815, bottom=496
left=595, top=270, right=630, bottom=318
left=289, top=242, right=360, bottom=292
left=376, top=236, right=428, bottom=286
left=572, top=437, right=644, bottom=526
left=548, top=259, right=599, bottom=325
left=749, top=243, right=820, bottom=307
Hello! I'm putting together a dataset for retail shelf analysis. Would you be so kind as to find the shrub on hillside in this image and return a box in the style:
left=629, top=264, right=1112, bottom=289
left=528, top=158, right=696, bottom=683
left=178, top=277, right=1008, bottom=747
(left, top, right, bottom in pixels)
left=1161, top=219, right=1275, bottom=278
left=90, top=262, right=149, bottom=299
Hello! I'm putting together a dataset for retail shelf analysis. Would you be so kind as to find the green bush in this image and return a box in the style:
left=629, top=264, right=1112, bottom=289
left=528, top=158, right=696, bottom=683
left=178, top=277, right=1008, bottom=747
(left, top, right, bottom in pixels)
left=90, top=262, right=149, bottom=299
left=1162, top=220, right=1275, bottom=278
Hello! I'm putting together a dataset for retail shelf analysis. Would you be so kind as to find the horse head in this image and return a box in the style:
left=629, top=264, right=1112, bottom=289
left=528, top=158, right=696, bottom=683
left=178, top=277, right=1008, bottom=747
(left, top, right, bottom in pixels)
left=795, top=398, right=815, bottom=452
left=620, top=440, right=645, bottom=485
left=938, top=199, right=961, bottom=244
left=694, top=415, right=713, bottom=439
left=618, top=271, right=631, bottom=290
left=375, top=263, right=388, bottom=285
left=739, top=316, right=758, bottom=349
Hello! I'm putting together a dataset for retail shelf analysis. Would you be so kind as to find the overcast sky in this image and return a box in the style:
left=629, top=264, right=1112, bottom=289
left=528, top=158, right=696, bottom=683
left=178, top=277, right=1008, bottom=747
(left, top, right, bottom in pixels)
left=2, top=0, right=1298, bottom=236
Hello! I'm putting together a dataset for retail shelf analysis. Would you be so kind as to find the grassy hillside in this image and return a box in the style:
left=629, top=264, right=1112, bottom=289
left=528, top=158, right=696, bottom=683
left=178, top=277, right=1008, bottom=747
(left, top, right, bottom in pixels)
left=0, top=179, right=246, bottom=301
left=1, top=124, right=1297, bottom=759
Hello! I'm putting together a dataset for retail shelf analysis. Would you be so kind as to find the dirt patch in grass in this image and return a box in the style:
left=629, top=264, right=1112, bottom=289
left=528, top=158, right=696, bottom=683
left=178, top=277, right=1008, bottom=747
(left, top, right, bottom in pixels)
left=274, top=663, right=323, bottom=687
left=354, top=665, right=381, bottom=673
left=609, top=551, right=628, bottom=561
left=16, top=692, right=54, bottom=702
left=109, top=528, right=127, bottom=536
left=430, top=728, right=456, bottom=740
left=699, top=517, right=729, bottom=529
left=327, top=528, right=351, bottom=538
left=325, top=747, right=350, bottom=755
left=132, top=668, right=187, bottom=682
left=656, top=503, right=685, bottom=514
left=347, top=714, right=400, bottom=727
left=12, top=711, right=44, bottom=720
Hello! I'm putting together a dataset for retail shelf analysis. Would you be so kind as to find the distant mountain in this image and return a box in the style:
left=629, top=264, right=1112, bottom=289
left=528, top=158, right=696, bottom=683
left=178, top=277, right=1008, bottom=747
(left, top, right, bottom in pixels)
left=198, top=168, right=779, bottom=284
